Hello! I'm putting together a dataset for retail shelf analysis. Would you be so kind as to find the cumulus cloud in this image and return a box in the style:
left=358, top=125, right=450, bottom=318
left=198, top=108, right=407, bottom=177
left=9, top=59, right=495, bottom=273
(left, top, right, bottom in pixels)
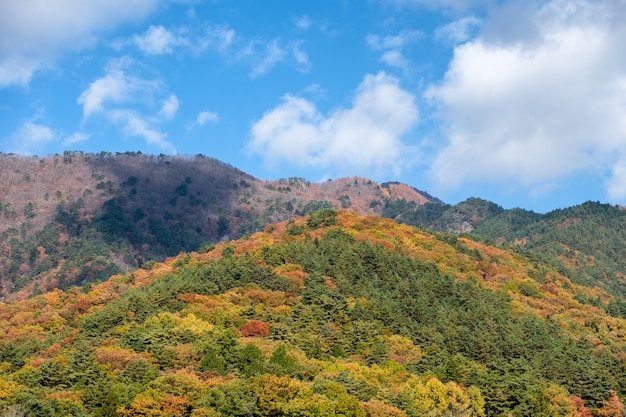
left=248, top=72, right=419, bottom=175
left=607, top=160, right=626, bottom=202
left=77, top=68, right=159, bottom=118
left=425, top=0, right=626, bottom=202
left=0, top=0, right=169, bottom=87
left=0, top=56, right=43, bottom=88
left=133, top=25, right=187, bottom=55
left=9, top=121, right=56, bottom=154
left=77, top=60, right=179, bottom=151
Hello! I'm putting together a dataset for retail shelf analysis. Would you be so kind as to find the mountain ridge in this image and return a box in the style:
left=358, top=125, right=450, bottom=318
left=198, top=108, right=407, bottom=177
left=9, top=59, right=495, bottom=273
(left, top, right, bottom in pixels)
left=388, top=198, right=626, bottom=302
left=2, top=150, right=626, bottom=310
left=0, top=151, right=434, bottom=299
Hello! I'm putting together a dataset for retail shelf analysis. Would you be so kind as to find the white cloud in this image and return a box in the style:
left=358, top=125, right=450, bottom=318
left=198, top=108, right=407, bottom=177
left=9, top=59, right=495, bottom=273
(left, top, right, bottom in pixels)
left=9, top=121, right=56, bottom=154
left=77, top=60, right=178, bottom=151
left=366, top=29, right=422, bottom=50
left=292, top=15, right=328, bottom=32
left=196, top=111, right=219, bottom=125
left=381, top=0, right=493, bottom=11
left=380, top=50, right=408, bottom=68
left=133, top=25, right=186, bottom=55
left=0, top=0, right=171, bottom=88
left=63, top=132, right=90, bottom=146
left=607, top=160, right=626, bottom=201
left=158, top=94, right=180, bottom=120
left=435, top=16, right=482, bottom=45
left=425, top=0, right=626, bottom=202
left=109, top=109, right=176, bottom=153
left=198, top=25, right=235, bottom=54
left=115, top=23, right=232, bottom=56
left=248, top=72, right=419, bottom=176
left=124, top=23, right=303, bottom=77
left=366, top=29, right=422, bottom=70
left=77, top=68, right=159, bottom=118
left=242, top=39, right=312, bottom=76
left=188, top=110, right=219, bottom=131
left=246, top=40, right=286, bottom=78
left=0, top=56, right=43, bottom=88
left=303, top=83, right=327, bottom=99
left=294, top=15, right=313, bottom=31
left=232, top=33, right=314, bottom=77
left=292, top=43, right=310, bottom=72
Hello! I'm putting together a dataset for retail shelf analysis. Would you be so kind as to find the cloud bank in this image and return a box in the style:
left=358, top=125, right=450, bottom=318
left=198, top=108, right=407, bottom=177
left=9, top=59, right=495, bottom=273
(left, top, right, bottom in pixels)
left=248, top=72, right=419, bottom=176
left=426, top=0, right=626, bottom=202
left=0, top=0, right=172, bottom=88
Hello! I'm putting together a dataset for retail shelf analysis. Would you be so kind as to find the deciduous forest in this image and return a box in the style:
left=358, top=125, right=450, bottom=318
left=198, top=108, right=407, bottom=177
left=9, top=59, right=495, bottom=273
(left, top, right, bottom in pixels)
left=3, top=153, right=626, bottom=416
left=0, top=209, right=625, bottom=416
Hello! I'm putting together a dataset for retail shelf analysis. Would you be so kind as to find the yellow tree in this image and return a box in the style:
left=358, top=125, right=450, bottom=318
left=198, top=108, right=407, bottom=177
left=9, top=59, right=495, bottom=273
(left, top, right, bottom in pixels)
left=401, top=375, right=485, bottom=417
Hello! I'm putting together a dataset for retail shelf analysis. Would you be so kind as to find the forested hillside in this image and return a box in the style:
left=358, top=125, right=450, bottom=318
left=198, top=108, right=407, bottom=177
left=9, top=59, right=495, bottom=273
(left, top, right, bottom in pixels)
left=0, top=210, right=625, bottom=416
left=0, top=152, right=433, bottom=300
left=386, top=198, right=626, bottom=304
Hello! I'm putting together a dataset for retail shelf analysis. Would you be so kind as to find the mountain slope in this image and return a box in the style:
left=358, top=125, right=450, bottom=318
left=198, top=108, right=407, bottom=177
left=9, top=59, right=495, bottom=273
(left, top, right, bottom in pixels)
left=388, top=199, right=626, bottom=303
left=0, top=152, right=434, bottom=299
left=0, top=210, right=624, bottom=416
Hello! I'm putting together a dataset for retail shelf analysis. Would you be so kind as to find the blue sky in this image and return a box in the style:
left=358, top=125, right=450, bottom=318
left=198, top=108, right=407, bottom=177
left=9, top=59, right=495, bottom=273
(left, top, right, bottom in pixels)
left=2, top=0, right=626, bottom=212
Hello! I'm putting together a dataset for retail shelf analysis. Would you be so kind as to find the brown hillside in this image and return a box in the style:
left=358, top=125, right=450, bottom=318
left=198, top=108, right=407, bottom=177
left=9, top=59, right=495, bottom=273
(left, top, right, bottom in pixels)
left=0, top=151, right=436, bottom=299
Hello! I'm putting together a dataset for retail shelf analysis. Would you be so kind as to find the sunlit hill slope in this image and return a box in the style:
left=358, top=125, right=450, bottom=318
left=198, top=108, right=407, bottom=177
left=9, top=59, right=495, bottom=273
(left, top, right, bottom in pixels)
left=0, top=210, right=625, bottom=416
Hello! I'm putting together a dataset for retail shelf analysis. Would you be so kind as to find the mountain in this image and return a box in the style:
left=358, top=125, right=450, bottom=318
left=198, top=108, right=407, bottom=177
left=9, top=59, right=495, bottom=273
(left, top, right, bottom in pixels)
left=385, top=198, right=626, bottom=303
left=0, top=209, right=625, bottom=416
left=383, top=197, right=504, bottom=234
left=0, top=152, right=434, bottom=299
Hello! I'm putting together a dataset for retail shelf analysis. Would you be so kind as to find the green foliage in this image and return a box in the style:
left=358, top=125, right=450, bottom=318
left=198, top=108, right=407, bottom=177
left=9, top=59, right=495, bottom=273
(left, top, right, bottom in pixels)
left=298, top=200, right=333, bottom=215
left=201, top=379, right=258, bottom=416
left=476, top=201, right=626, bottom=298
left=123, top=359, right=159, bottom=384
left=2, top=209, right=626, bottom=416
left=267, top=344, right=300, bottom=377
left=217, top=214, right=230, bottom=237
left=236, top=343, right=265, bottom=377
left=198, top=347, right=227, bottom=375
left=387, top=199, right=626, bottom=314
left=306, top=209, right=337, bottom=229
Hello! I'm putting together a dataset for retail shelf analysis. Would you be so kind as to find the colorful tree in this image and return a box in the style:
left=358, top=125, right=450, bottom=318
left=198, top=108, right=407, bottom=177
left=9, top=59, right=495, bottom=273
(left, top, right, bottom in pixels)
left=400, top=375, right=485, bottom=417
left=597, top=391, right=626, bottom=417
